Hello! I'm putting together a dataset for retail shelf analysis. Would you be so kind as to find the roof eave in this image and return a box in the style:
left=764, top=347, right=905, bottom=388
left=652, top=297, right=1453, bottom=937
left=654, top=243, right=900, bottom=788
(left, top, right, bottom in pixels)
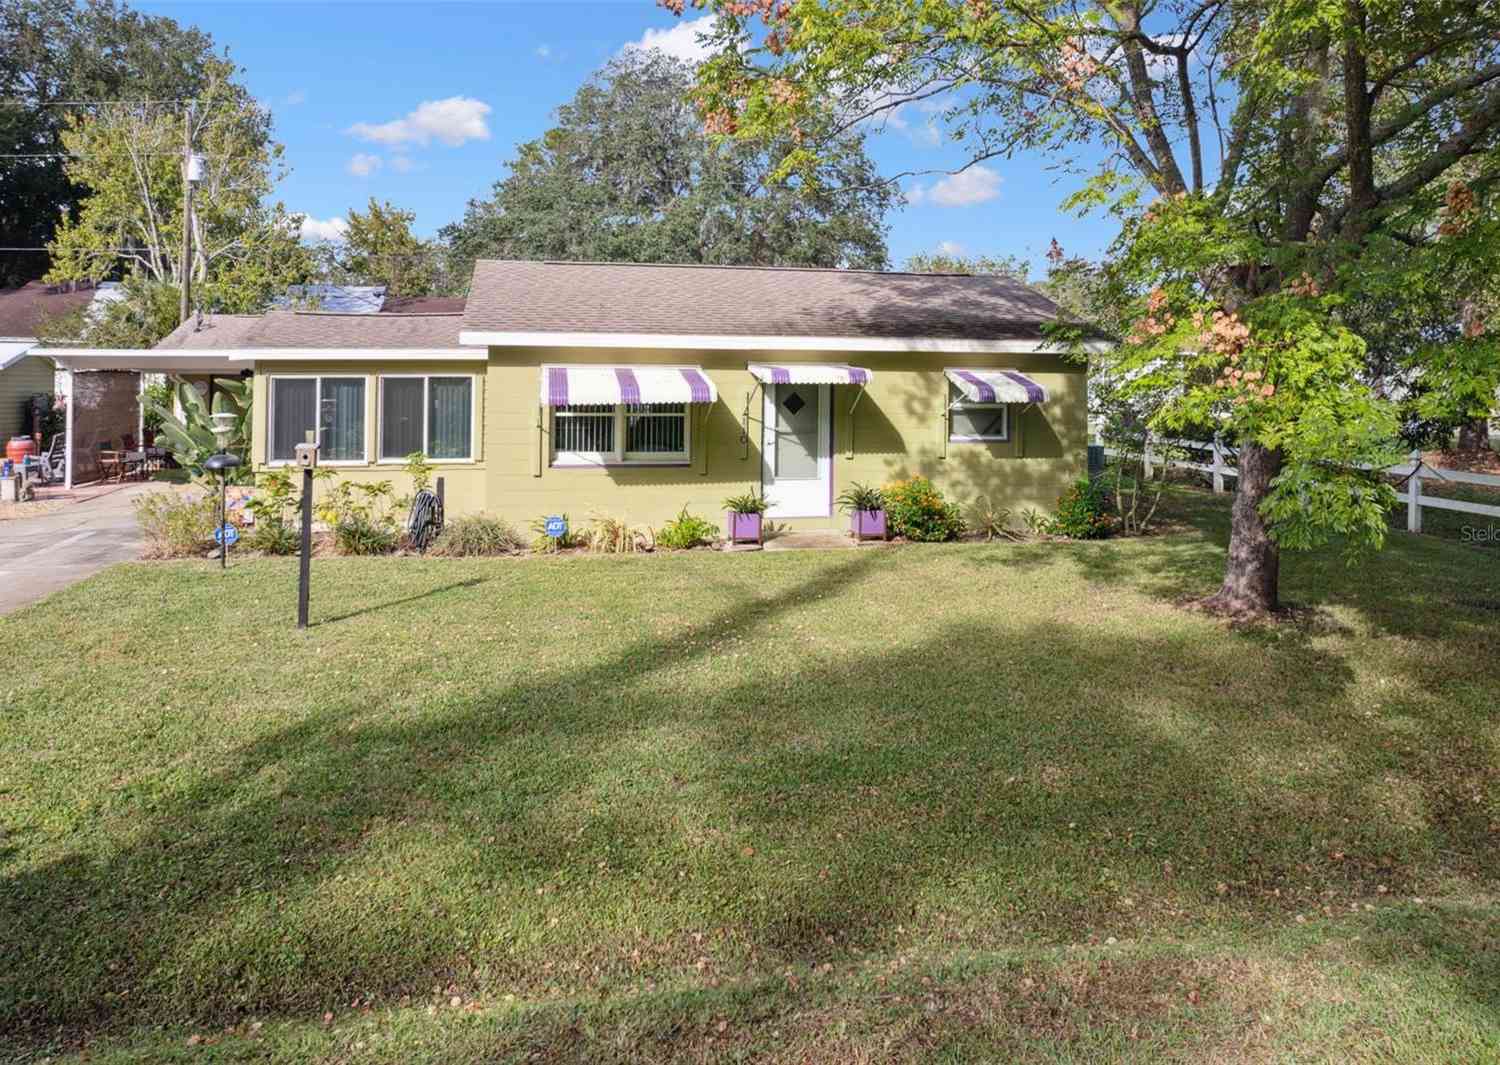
left=458, top=330, right=1104, bottom=354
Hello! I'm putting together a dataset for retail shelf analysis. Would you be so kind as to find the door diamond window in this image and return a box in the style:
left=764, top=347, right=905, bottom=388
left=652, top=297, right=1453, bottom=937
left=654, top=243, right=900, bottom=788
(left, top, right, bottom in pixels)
left=782, top=390, right=806, bottom=415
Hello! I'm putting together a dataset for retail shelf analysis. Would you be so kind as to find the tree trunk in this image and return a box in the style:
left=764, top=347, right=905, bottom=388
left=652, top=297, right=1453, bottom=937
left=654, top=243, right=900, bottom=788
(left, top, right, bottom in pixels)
left=1455, top=416, right=1492, bottom=452
left=1203, top=441, right=1282, bottom=615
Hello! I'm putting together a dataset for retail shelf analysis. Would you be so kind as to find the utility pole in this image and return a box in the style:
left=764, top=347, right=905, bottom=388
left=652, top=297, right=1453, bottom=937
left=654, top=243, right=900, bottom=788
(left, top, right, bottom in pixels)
left=179, top=99, right=195, bottom=325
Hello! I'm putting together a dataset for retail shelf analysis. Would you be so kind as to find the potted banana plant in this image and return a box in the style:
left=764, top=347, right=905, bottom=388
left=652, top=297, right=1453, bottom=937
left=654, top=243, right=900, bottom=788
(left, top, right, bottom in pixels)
left=723, top=490, right=770, bottom=545
left=837, top=482, right=887, bottom=541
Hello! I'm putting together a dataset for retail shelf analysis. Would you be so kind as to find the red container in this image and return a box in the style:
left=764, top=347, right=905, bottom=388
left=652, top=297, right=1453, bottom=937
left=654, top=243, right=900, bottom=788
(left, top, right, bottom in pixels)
left=5, top=436, right=36, bottom=466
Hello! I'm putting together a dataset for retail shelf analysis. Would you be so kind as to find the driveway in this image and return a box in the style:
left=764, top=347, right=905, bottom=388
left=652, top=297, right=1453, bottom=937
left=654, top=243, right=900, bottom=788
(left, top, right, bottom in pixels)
left=0, top=483, right=156, bottom=615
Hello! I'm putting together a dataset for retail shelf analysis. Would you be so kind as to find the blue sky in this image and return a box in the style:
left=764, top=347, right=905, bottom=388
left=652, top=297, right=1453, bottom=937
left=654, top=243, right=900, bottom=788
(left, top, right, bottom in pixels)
left=138, top=0, right=1119, bottom=276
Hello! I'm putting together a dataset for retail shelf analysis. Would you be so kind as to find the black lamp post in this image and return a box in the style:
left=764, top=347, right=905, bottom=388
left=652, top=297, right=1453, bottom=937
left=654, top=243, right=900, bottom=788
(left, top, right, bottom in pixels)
left=205, top=412, right=242, bottom=570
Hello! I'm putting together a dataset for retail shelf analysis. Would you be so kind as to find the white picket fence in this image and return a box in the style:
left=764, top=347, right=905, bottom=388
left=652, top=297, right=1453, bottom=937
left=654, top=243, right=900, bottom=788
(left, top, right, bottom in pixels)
left=1102, top=436, right=1500, bottom=533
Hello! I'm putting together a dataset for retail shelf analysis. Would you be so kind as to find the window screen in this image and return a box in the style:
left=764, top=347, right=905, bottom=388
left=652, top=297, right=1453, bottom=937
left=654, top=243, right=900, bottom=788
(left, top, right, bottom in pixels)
left=318, top=377, right=366, bottom=461
left=380, top=378, right=424, bottom=460
left=270, top=378, right=317, bottom=461
left=428, top=377, right=473, bottom=459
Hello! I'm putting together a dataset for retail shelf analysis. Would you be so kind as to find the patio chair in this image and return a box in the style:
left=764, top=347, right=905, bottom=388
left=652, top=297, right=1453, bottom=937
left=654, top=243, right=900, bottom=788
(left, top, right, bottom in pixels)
left=33, top=433, right=66, bottom=484
left=119, top=434, right=145, bottom=480
left=96, top=441, right=123, bottom=482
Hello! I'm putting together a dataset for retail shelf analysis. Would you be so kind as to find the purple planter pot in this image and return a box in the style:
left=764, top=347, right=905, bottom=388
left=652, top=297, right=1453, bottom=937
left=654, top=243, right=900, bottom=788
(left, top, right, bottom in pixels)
left=726, top=510, right=763, bottom=544
left=851, top=508, right=887, bottom=540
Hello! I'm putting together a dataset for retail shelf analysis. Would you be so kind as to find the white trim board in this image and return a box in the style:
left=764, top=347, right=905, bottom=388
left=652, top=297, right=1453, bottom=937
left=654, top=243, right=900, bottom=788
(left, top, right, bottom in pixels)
left=461, top=330, right=1108, bottom=354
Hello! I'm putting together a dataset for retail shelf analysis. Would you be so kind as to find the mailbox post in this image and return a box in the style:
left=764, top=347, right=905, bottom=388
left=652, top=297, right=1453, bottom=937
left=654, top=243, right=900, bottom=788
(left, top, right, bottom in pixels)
left=295, top=438, right=318, bottom=628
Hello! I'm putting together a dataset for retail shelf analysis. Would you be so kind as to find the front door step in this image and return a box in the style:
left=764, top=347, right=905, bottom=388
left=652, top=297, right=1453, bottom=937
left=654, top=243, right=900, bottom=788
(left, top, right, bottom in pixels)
left=763, top=529, right=859, bottom=551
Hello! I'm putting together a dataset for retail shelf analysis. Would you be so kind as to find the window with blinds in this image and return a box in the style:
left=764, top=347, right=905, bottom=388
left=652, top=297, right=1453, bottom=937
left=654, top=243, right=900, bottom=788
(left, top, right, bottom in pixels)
left=553, top=403, right=688, bottom=465
left=379, top=376, right=474, bottom=461
left=270, top=376, right=366, bottom=462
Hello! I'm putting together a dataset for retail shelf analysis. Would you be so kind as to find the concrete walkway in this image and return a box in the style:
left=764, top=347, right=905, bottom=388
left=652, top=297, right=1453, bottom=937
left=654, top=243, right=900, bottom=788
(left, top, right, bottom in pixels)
left=0, top=483, right=157, bottom=615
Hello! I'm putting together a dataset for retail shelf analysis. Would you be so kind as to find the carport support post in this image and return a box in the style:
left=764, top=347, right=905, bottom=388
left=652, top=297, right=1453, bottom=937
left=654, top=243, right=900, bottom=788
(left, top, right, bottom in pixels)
left=297, top=465, right=313, bottom=629
left=63, top=372, right=74, bottom=491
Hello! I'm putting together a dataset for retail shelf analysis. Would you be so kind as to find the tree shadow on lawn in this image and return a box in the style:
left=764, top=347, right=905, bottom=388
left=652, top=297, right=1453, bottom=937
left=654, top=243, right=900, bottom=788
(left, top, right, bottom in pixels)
left=2, top=552, right=1497, bottom=1051
left=314, top=576, right=490, bottom=626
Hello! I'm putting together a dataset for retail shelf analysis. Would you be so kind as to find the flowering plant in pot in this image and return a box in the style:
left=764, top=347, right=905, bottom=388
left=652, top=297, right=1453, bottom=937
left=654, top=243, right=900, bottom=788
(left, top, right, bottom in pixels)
left=723, top=490, right=770, bottom=544
left=836, top=482, right=887, bottom=540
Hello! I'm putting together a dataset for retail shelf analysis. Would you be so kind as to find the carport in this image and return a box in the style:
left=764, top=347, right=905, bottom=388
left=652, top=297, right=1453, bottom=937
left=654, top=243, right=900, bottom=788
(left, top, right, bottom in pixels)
left=36, top=348, right=236, bottom=489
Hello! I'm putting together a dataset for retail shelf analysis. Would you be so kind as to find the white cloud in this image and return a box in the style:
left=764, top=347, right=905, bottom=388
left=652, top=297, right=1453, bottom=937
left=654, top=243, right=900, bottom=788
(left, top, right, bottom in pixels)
left=622, top=15, right=716, bottom=65
left=910, top=165, right=1002, bottom=208
left=390, top=155, right=417, bottom=174
left=284, top=88, right=307, bottom=107
left=347, top=96, right=492, bottom=148
left=535, top=44, right=551, bottom=59
left=299, top=215, right=347, bottom=242
left=347, top=153, right=383, bottom=177
left=935, top=240, right=966, bottom=256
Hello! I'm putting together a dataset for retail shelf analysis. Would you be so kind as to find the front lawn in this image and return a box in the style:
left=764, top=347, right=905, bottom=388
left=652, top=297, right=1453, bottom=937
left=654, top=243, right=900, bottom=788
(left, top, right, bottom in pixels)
left=2, top=490, right=1496, bottom=1063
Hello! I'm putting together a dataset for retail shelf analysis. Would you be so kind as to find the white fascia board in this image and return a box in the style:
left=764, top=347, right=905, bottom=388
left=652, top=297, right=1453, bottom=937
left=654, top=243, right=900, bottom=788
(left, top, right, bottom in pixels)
left=460, top=330, right=1111, bottom=354
left=44, top=349, right=237, bottom=372
left=228, top=348, right=485, bottom=362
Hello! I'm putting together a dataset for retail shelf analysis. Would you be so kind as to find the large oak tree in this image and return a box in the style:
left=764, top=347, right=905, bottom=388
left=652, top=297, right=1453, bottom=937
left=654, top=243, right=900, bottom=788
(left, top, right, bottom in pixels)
left=665, top=0, right=1500, bottom=614
left=442, top=49, right=897, bottom=278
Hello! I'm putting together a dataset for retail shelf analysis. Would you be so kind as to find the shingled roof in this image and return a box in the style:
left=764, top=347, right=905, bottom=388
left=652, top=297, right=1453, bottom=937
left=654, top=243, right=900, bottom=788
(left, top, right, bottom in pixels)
left=156, top=309, right=465, bottom=350
left=461, top=260, right=1060, bottom=343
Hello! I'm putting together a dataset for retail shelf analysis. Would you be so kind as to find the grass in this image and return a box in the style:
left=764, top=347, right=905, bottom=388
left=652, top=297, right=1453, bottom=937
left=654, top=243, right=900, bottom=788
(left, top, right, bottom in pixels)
left=1, top=488, right=1496, bottom=1063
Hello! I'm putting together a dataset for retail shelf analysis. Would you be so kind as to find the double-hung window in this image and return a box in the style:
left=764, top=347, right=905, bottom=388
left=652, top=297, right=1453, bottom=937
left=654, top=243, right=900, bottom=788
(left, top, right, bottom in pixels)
left=379, top=375, right=475, bottom=461
left=270, top=376, right=367, bottom=463
left=947, top=382, right=1009, bottom=442
left=552, top=403, right=689, bottom=466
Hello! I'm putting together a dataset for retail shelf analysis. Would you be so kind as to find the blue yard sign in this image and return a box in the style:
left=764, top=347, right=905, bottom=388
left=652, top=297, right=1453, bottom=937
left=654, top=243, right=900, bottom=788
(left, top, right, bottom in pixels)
left=214, top=523, right=240, bottom=547
left=543, top=515, right=567, bottom=539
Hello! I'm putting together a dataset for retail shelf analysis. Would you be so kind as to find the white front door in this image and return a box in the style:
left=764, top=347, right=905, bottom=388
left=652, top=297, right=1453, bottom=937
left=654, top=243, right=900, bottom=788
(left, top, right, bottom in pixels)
left=763, top=382, right=831, bottom=518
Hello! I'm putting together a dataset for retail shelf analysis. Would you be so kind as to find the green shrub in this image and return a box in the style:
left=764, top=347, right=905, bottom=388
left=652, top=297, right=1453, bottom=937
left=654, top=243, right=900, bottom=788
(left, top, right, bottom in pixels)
left=657, top=507, right=718, bottom=549
left=244, top=469, right=300, bottom=555
left=133, top=491, right=218, bottom=558
left=881, top=477, right=965, bottom=541
left=316, top=476, right=403, bottom=555
left=429, top=514, right=525, bottom=557
left=247, top=519, right=300, bottom=555
left=1046, top=477, right=1115, bottom=539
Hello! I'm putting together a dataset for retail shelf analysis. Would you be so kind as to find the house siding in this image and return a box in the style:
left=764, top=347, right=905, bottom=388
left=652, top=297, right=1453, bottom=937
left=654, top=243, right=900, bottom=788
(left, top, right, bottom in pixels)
left=483, top=346, right=1087, bottom=531
left=0, top=356, right=56, bottom=441
left=246, top=347, right=1086, bottom=531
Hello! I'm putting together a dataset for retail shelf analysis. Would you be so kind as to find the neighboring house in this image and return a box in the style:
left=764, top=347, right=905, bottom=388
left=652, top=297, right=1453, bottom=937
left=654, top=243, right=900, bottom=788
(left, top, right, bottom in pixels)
left=51, top=261, right=1089, bottom=526
left=0, top=280, right=111, bottom=441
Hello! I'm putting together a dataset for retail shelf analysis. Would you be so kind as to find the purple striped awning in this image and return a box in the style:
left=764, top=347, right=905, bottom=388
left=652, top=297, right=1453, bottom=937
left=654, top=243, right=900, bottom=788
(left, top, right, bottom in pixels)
left=944, top=368, right=1048, bottom=405
left=539, top=364, right=717, bottom=407
left=748, top=363, right=872, bottom=386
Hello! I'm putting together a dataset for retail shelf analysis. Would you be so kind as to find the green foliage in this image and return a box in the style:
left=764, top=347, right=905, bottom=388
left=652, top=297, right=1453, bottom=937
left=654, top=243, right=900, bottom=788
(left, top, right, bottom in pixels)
left=42, top=56, right=311, bottom=340
left=132, top=490, right=217, bottom=558
left=528, top=514, right=582, bottom=553
left=311, top=198, right=442, bottom=297
left=0, top=0, right=225, bottom=287
left=147, top=376, right=252, bottom=483
left=722, top=490, right=770, bottom=515
left=441, top=50, right=895, bottom=275
left=1045, top=478, right=1116, bottom=540
left=656, top=507, right=717, bottom=549
left=903, top=252, right=1028, bottom=281
left=586, top=515, right=656, bottom=554
left=429, top=514, right=526, bottom=557
left=243, top=469, right=300, bottom=555
left=315, top=476, right=401, bottom=555
left=881, top=478, right=964, bottom=542
left=834, top=482, right=885, bottom=513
